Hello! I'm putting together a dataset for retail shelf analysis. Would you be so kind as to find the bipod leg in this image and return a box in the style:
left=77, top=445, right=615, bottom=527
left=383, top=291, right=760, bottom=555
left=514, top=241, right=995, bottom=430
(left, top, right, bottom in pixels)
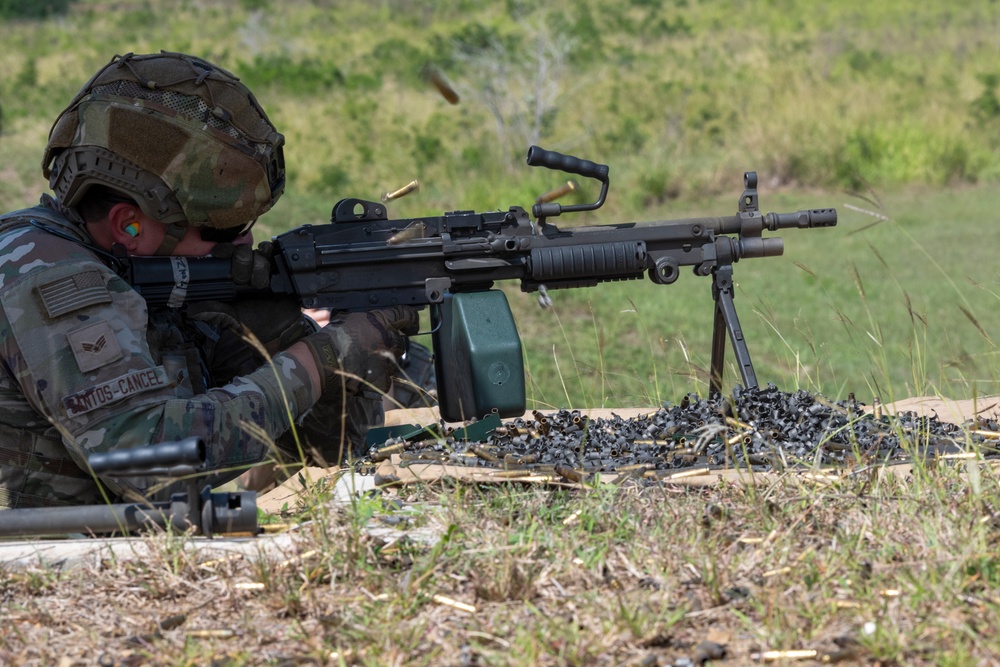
left=709, top=264, right=758, bottom=395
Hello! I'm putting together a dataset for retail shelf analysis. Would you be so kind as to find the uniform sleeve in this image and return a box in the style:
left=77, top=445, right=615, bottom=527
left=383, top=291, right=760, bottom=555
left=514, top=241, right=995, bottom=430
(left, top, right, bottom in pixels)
left=0, top=254, right=319, bottom=497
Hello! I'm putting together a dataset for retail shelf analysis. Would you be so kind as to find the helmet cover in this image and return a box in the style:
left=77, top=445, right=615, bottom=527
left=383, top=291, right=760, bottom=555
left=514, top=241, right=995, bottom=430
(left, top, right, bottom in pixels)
left=43, top=51, right=285, bottom=229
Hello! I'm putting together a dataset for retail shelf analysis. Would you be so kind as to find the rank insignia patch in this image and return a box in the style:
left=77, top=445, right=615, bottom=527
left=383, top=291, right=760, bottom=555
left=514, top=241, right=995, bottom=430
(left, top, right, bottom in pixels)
left=67, top=321, right=123, bottom=373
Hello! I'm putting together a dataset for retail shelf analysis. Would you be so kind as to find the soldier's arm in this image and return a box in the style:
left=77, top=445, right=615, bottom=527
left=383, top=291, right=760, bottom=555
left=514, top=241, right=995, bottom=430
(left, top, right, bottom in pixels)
left=0, top=255, right=321, bottom=499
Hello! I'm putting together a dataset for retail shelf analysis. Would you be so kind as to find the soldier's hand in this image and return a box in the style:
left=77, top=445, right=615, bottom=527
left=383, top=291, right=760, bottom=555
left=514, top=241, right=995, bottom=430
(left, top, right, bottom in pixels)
left=211, top=240, right=273, bottom=290
left=186, top=297, right=310, bottom=354
left=300, top=306, right=420, bottom=394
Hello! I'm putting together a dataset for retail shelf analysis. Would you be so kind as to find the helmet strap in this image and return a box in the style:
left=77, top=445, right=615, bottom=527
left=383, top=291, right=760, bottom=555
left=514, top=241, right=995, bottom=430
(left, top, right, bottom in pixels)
left=154, top=222, right=188, bottom=256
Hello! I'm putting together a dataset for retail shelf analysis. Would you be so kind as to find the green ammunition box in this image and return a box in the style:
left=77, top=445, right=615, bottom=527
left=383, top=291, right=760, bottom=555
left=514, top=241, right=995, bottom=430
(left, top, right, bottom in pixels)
left=431, top=290, right=525, bottom=422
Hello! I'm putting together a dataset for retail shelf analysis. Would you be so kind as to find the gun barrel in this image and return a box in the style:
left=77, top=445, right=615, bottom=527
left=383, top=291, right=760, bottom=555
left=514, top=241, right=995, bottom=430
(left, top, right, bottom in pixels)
left=766, top=209, right=838, bottom=230
left=88, top=437, right=205, bottom=476
left=0, top=502, right=176, bottom=537
left=0, top=490, right=259, bottom=537
left=127, top=257, right=238, bottom=306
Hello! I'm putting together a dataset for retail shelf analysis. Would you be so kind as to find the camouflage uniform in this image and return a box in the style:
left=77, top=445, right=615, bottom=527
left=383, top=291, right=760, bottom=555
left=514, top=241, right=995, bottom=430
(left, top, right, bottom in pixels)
left=0, top=52, right=396, bottom=508
left=0, top=200, right=319, bottom=508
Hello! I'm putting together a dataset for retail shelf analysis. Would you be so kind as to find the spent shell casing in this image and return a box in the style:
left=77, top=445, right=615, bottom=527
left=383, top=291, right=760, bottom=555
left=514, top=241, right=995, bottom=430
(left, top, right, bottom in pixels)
left=381, top=179, right=420, bottom=202
left=725, top=417, right=752, bottom=430
left=399, top=451, right=450, bottom=463
left=616, top=463, right=655, bottom=473
left=386, top=221, right=427, bottom=245
left=503, top=453, right=538, bottom=466
left=535, top=179, right=578, bottom=204
left=371, top=442, right=406, bottom=462
left=823, top=441, right=851, bottom=451
left=422, top=63, right=459, bottom=104
left=469, top=446, right=500, bottom=464
left=554, top=465, right=585, bottom=482
left=490, top=466, right=555, bottom=478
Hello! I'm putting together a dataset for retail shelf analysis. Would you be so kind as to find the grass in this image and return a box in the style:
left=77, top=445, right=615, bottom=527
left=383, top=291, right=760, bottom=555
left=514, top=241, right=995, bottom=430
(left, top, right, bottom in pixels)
left=5, top=463, right=1000, bottom=665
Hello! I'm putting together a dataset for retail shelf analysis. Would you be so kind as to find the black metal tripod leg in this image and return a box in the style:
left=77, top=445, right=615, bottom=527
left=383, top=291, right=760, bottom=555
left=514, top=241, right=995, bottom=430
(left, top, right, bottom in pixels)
left=709, top=265, right=758, bottom=394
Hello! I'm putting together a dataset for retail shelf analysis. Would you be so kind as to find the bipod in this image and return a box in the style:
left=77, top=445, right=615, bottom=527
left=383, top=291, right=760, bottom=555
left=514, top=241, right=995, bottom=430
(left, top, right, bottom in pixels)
left=709, top=263, right=758, bottom=396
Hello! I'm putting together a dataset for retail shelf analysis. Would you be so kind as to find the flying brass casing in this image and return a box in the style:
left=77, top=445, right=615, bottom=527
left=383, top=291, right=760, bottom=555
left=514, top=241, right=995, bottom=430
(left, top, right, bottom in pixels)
left=381, top=179, right=419, bottom=203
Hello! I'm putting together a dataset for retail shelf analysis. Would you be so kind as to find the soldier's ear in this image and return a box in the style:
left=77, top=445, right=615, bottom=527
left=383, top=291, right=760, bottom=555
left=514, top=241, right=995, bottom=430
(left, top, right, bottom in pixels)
left=108, top=203, right=144, bottom=245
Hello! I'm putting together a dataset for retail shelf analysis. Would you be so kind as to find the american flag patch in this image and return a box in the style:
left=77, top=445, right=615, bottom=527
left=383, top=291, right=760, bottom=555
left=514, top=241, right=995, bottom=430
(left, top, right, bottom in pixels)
left=36, top=271, right=111, bottom=318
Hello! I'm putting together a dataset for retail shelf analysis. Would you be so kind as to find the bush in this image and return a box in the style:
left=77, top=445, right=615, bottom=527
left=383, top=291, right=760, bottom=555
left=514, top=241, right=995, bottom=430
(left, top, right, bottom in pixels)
left=835, top=125, right=981, bottom=189
left=240, top=54, right=344, bottom=94
left=0, top=0, right=73, bottom=19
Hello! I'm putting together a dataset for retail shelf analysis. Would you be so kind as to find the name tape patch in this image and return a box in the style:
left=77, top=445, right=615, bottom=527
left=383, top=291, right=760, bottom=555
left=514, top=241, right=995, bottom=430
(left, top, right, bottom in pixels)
left=62, top=366, right=169, bottom=417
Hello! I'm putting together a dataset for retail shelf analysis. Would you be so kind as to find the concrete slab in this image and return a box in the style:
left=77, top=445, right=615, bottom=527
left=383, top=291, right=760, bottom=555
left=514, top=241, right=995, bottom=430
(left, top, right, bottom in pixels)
left=0, top=527, right=303, bottom=571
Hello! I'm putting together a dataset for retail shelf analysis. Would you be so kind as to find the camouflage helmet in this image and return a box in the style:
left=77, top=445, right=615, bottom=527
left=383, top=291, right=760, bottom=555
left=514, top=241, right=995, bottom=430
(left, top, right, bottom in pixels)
left=42, top=51, right=285, bottom=240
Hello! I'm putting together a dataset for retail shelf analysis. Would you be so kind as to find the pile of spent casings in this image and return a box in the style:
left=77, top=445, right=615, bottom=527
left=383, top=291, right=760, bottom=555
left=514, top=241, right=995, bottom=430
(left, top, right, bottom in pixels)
left=366, top=385, right=999, bottom=478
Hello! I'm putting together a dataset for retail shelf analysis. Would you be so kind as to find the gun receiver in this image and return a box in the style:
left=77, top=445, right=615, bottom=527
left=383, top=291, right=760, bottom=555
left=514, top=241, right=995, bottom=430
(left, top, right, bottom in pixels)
left=125, top=147, right=837, bottom=422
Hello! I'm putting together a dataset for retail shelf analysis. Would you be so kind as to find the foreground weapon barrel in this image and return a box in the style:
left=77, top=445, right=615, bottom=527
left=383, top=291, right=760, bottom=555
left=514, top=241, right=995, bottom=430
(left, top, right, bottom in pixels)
left=0, top=439, right=257, bottom=538
left=89, top=437, right=204, bottom=476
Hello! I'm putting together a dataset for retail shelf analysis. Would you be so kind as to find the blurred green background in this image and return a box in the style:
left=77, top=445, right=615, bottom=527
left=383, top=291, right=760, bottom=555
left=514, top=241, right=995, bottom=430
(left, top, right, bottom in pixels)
left=3, top=0, right=999, bottom=408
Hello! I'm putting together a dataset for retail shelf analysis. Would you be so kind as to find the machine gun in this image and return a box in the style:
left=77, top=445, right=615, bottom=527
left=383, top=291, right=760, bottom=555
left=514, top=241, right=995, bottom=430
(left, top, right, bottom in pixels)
left=124, top=147, right=837, bottom=422
left=0, top=438, right=258, bottom=538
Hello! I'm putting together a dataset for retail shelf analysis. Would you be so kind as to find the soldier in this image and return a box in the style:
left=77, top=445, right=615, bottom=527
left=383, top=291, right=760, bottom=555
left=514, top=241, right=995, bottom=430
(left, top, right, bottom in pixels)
left=0, top=51, right=418, bottom=508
